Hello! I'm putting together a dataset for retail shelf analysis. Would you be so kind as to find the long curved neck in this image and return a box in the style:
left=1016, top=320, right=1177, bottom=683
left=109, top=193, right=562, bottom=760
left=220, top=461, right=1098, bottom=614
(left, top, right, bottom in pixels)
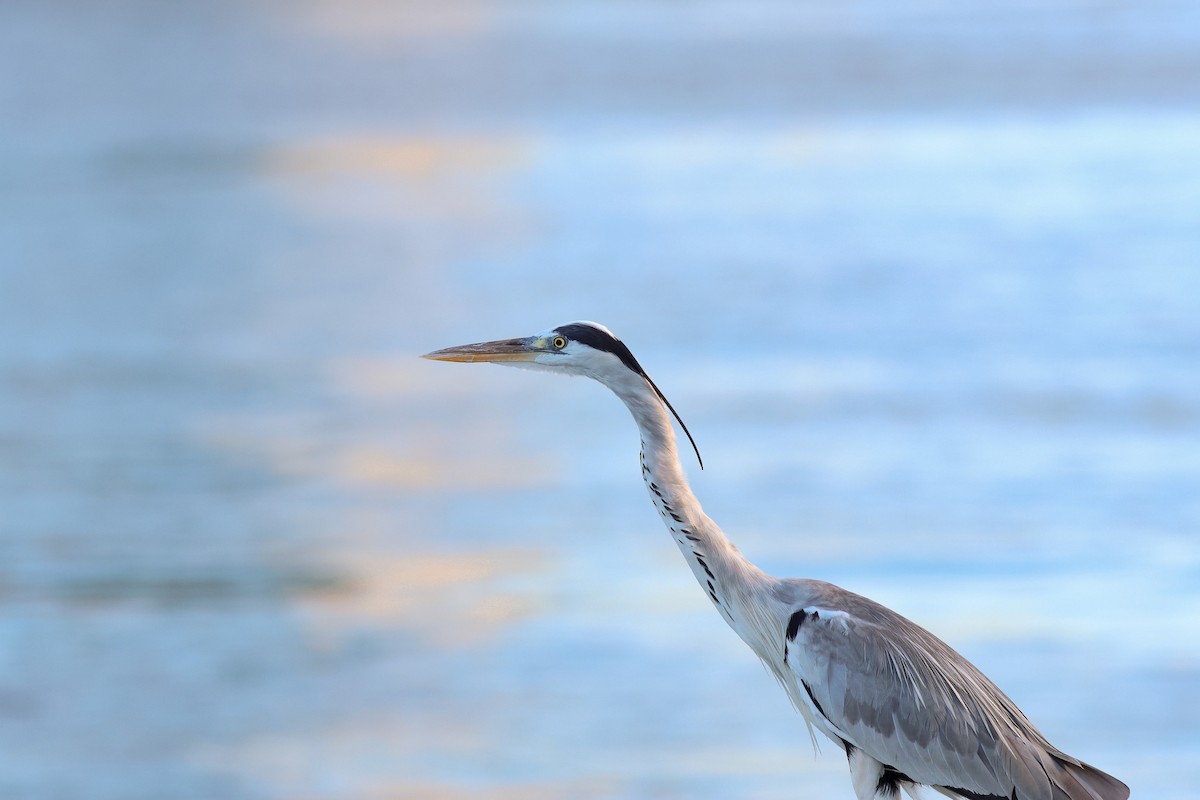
left=606, top=373, right=771, bottom=635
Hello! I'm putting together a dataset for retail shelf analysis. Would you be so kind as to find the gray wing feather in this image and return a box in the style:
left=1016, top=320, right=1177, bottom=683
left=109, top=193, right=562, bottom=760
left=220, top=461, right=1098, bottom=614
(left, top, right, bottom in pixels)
left=781, top=580, right=1128, bottom=800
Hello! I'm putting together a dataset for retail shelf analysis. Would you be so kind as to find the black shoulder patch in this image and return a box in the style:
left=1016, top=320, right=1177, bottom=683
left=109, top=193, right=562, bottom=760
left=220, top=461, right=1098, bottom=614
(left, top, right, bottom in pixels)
left=785, top=610, right=808, bottom=641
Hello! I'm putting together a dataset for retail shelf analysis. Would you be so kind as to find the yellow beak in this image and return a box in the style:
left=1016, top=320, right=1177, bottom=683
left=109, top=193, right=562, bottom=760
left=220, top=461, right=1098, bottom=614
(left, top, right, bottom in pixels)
left=421, top=337, right=539, bottom=363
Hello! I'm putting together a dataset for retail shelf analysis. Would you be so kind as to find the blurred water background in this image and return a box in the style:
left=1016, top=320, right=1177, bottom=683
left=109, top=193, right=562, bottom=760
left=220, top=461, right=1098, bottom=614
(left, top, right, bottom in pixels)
left=2, top=2, right=1199, bottom=798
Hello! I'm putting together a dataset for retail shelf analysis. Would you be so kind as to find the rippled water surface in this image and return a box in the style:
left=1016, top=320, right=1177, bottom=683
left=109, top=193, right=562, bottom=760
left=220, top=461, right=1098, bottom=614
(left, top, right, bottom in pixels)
left=2, top=2, right=1198, bottom=798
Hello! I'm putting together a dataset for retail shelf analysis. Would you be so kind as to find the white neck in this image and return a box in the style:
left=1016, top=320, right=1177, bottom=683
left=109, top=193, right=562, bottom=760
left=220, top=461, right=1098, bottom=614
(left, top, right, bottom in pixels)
left=604, top=371, right=772, bottom=640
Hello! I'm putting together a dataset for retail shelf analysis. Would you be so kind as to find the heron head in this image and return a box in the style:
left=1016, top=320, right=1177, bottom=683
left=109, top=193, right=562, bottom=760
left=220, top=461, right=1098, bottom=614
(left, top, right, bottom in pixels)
left=423, top=321, right=703, bottom=467
left=422, top=321, right=640, bottom=379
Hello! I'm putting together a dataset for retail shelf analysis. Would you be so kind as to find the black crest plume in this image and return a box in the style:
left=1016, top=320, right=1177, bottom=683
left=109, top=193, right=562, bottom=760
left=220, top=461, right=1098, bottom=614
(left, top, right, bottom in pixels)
left=554, top=324, right=704, bottom=470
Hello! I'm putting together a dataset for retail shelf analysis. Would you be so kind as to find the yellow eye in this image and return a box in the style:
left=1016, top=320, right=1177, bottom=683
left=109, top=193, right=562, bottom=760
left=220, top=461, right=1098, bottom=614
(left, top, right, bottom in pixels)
left=552, top=336, right=567, bottom=349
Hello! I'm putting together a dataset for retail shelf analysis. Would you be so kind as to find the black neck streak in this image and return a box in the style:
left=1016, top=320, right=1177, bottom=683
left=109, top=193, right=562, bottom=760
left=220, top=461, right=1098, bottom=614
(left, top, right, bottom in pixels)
left=641, top=445, right=733, bottom=625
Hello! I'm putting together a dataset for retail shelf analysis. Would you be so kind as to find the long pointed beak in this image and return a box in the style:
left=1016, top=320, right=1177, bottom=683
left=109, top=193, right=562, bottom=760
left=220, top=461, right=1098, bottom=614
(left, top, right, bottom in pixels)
left=421, top=337, right=539, bottom=363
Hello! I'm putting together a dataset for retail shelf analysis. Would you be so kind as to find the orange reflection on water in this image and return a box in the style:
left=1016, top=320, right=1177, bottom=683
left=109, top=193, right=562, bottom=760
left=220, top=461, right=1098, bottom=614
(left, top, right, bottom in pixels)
left=264, top=137, right=527, bottom=180
left=285, top=0, right=494, bottom=42
left=294, top=547, right=549, bottom=647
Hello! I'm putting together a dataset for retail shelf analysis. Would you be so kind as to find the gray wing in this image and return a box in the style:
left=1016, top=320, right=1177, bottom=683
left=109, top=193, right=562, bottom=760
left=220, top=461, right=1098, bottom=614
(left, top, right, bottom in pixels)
left=781, top=580, right=1128, bottom=800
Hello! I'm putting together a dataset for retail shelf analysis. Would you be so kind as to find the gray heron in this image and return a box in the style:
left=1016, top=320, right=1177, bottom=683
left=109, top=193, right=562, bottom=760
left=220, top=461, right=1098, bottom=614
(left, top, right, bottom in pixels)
left=423, top=321, right=1129, bottom=800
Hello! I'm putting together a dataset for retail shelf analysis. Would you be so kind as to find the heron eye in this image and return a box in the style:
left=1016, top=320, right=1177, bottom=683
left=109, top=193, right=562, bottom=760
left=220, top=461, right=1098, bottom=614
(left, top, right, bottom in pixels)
left=552, top=336, right=567, bottom=350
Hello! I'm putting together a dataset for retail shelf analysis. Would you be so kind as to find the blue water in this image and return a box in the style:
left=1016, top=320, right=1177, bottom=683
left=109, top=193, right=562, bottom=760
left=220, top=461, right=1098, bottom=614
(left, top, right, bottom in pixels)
left=1, top=2, right=1198, bottom=798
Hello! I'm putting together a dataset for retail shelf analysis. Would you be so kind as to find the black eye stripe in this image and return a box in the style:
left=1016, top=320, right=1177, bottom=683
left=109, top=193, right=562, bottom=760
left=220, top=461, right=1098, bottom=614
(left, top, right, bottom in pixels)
left=552, top=324, right=645, bottom=376
left=551, top=323, right=703, bottom=469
